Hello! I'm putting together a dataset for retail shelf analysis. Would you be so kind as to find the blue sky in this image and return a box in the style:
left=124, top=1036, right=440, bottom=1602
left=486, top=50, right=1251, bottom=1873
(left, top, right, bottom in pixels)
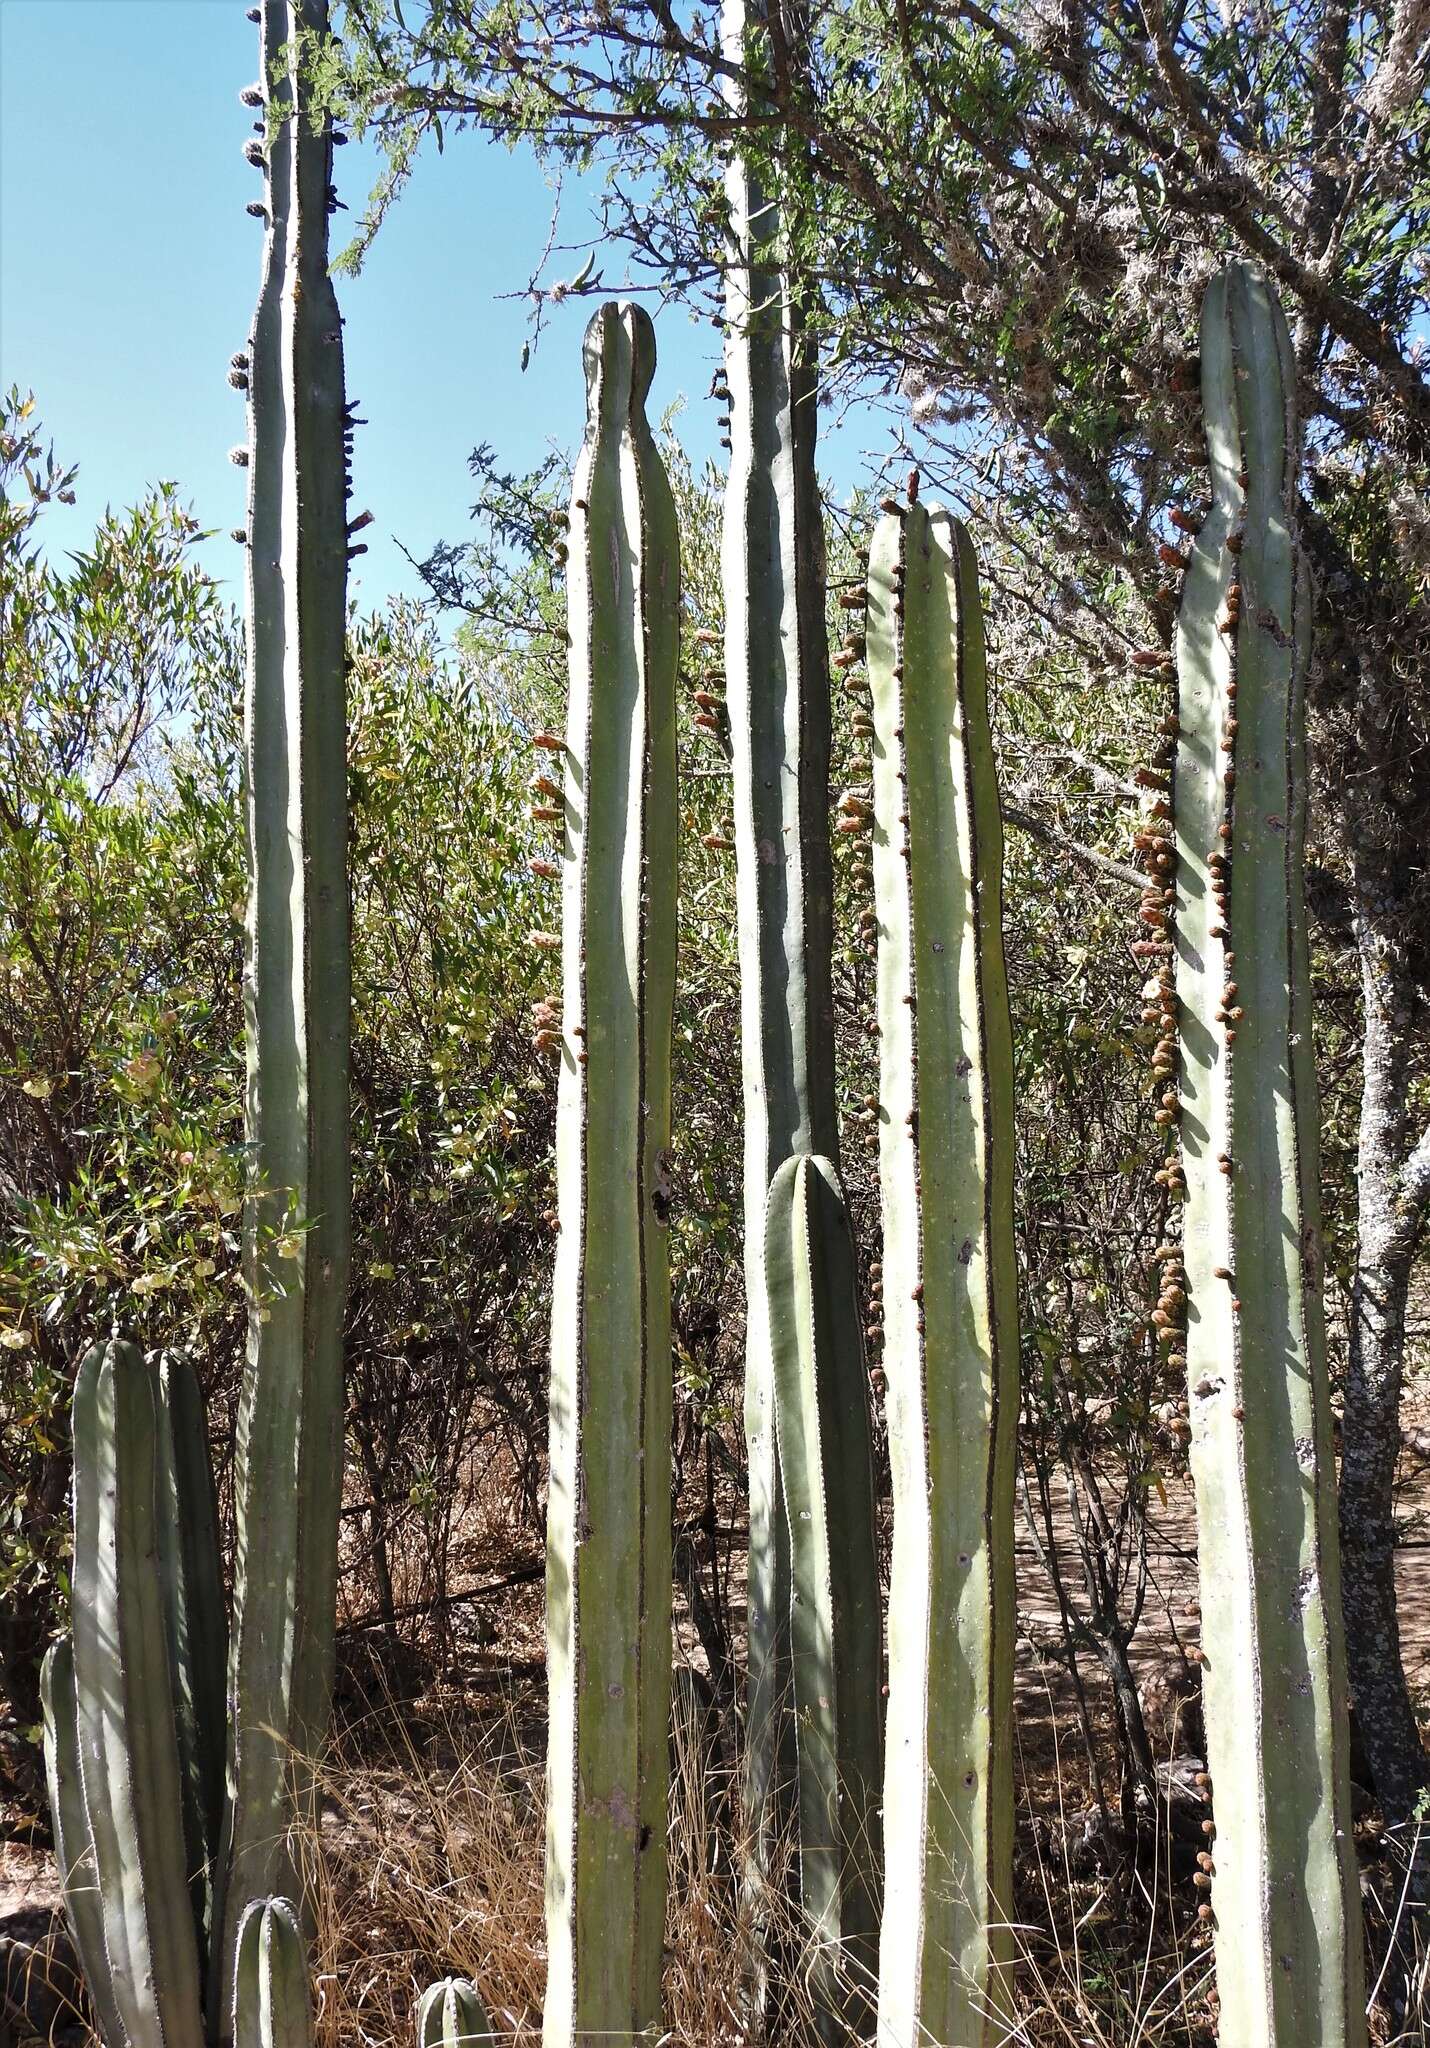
left=1, top=0, right=891, bottom=616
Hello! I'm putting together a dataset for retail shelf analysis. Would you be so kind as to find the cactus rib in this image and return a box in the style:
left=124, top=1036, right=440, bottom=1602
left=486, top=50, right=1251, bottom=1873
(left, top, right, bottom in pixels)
left=416, top=1977, right=497, bottom=2045
left=233, top=1898, right=315, bottom=2048
left=764, top=1153, right=882, bottom=2039
left=1174, top=260, right=1365, bottom=2046
left=866, top=501, right=1019, bottom=2047
left=720, top=0, right=842, bottom=1959
left=543, top=301, right=679, bottom=2048
left=221, top=0, right=351, bottom=1992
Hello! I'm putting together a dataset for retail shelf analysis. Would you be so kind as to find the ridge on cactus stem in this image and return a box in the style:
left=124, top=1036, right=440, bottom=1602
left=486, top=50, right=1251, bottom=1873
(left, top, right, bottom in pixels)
left=416, top=1977, right=497, bottom=2045
left=720, top=3, right=850, bottom=2012
left=866, top=498, right=1019, bottom=2048
left=543, top=300, right=679, bottom=2048
left=217, top=0, right=352, bottom=2025
left=1173, top=259, right=1365, bottom=2048
left=765, top=1152, right=883, bottom=2042
left=232, top=1898, right=315, bottom=2048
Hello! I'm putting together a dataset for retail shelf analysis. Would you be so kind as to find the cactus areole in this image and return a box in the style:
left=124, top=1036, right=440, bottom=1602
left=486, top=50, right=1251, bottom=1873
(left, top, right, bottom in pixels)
left=544, top=301, right=679, bottom=2048
left=220, top=0, right=352, bottom=2009
left=1174, top=261, right=1365, bottom=2047
left=867, top=499, right=1019, bottom=2047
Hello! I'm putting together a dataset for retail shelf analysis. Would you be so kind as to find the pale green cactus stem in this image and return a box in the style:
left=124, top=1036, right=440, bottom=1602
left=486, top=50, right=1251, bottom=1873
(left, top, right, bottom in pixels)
left=416, top=1977, right=497, bottom=2045
left=43, top=1343, right=229, bottom=2046
left=720, top=0, right=843, bottom=1967
left=1174, top=260, right=1365, bottom=2047
left=764, top=1153, right=882, bottom=2042
left=232, top=1898, right=315, bottom=2048
left=220, top=0, right=351, bottom=2003
left=865, top=495, right=1019, bottom=2048
left=543, top=300, right=679, bottom=2048
left=63, top=1339, right=209, bottom=2044
left=41, top=1637, right=127, bottom=2048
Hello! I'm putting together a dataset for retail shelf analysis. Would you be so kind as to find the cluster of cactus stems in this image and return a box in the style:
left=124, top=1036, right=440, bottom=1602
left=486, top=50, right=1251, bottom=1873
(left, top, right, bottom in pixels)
left=865, top=485, right=1019, bottom=2047
left=542, top=301, right=679, bottom=2048
left=44, top=7, right=348, bottom=2042
left=42, top=37, right=1372, bottom=2035
left=1166, top=262, right=1365, bottom=2046
left=416, top=1977, right=497, bottom=2045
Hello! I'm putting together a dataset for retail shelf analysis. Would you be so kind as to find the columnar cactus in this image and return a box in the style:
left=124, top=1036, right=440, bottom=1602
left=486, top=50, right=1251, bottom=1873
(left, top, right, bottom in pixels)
left=221, top=0, right=352, bottom=1990
left=764, top=1154, right=882, bottom=2039
left=43, top=1340, right=216, bottom=2045
left=416, top=1977, right=496, bottom=2045
left=543, top=301, right=679, bottom=2048
left=1173, top=261, right=1365, bottom=2046
left=233, top=1898, right=315, bottom=2048
left=719, top=0, right=847, bottom=1959
left=864, top=496, right=1019, bottom=2046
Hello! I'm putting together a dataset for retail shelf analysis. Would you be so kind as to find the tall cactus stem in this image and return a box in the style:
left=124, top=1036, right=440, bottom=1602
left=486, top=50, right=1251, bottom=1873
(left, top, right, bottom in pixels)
left=232, top=1898, right=315, bottom=2048
left=866, top=502, right=1019, bottom=2046
left=1174, top=260, right=1365, bottom=2047
left=416, top=1977, right=497, bottom=2045
left=543, top=301, right=679, bottom=2048
left=68, top=1338, right=207, bottom=2045
left=220, top=0, right=351, bottom=1999
left=764, top=1153, right=882, bottom=2039
left=720, top=0, right=842, bottom=1973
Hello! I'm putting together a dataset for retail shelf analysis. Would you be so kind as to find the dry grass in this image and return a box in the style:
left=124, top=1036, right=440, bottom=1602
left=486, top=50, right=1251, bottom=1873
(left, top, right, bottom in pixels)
left=288, top=1655, right=1428, bottom=2047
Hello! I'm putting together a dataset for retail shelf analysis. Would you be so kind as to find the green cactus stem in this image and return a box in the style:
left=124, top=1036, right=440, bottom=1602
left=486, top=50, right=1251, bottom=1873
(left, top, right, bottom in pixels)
left=41, top=1637, right=127, bottom=2048
left=1174, top=260, right=1365, bottom=2047
left=155, top=1350, right=229, bottom=1955
left=764, top=1153, right=882, bottom=2040
left=416, top=1977, right=497, bottom=2045
left=543, top=301, right=679, bottom=2048
left=865, top=496, right=1019, bottom=2047
left=220, top=0, right=351, bottom=1996
left=66, top=1338, right=208, bottom=2045
left=233, top=1899, right=315, bottom=2048
left=719, top=0, right=844, bottom=1963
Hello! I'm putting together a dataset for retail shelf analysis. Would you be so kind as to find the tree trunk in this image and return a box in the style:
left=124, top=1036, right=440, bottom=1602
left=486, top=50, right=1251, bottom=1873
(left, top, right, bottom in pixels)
left=1337, top=851, right=1430, bottom=1832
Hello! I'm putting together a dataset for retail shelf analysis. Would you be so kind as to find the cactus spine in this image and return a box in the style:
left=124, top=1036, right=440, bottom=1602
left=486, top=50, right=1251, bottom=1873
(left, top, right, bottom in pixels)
left=221, top=0, right=351, bottom=1989
left=232, top=1899, right=315, bottom=2048
left=720, top=0, right=851, bottom=1968
left=1174, top=261, right=1365, bottom=2046
left=543, top=301, right=679, bottom=2048
left=865, top=498, right=1018, bottom=2046
left=416, top=1977, right=496, bottom=2045
left=764, top=1154, right=882, bottom=2038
